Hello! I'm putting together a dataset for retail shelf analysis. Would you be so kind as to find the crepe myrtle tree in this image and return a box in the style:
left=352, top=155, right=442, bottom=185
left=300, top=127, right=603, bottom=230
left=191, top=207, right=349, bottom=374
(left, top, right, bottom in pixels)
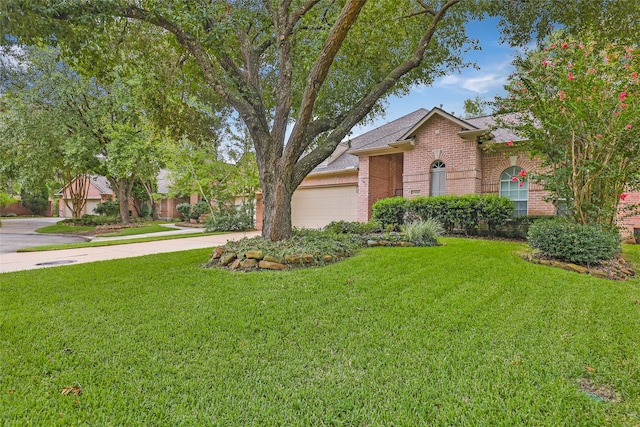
left=4, top=1, right=637, bottom=239
left=495, top=31, right=640, bottom=227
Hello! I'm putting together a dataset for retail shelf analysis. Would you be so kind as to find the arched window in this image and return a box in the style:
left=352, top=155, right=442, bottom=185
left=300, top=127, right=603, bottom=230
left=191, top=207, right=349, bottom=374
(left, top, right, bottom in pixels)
left=430, top=160, right=446, bottom=196
left=500, top=166, right=528, bottom=216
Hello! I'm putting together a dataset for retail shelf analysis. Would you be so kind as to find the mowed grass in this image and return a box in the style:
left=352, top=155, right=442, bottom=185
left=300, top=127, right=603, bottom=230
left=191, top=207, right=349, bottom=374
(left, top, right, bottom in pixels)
left=2, top=239, right=640, bottom=426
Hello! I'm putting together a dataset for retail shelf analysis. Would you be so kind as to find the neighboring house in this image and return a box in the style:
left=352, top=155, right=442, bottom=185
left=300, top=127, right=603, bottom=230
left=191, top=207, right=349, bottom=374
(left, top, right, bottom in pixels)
left=256, top=107, right=640, bottom=237
left=57, top=171, right=190, bottom=220
left=56, top=175, right=114, bottom=218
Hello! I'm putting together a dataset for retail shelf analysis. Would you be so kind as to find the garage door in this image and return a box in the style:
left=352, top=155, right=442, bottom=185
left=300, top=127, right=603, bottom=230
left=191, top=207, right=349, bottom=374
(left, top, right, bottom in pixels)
left=291, top=185, right=358, bottom=229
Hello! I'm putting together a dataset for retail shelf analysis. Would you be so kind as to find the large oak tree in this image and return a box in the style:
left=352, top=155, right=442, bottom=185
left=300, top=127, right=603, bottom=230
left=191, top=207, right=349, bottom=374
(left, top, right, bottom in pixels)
left=2, top=0, right=637, bottom=239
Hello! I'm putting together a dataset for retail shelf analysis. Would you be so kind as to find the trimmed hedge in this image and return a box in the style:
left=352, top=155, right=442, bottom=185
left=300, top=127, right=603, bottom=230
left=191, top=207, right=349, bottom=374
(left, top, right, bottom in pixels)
left=528, top=218, right=620, bottom=264
left=371, top=197, right=407, bottom=230
left=372, top=194, right=515, bottom=235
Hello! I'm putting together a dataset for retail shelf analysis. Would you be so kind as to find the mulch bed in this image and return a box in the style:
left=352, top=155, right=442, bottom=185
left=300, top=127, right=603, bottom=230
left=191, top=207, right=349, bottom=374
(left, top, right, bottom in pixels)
left=519, top=250, right=636, bottom=281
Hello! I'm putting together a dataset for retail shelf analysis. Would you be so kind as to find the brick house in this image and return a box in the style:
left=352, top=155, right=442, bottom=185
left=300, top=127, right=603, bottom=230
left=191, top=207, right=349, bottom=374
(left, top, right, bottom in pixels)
left=257, top=107, right=640, bottom=237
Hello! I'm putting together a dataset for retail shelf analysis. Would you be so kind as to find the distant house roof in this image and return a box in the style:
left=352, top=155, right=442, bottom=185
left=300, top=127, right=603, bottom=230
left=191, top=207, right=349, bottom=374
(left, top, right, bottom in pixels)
left=308, top=107, right=521, bottom=176
left=55, top=174, right=113, bottom=197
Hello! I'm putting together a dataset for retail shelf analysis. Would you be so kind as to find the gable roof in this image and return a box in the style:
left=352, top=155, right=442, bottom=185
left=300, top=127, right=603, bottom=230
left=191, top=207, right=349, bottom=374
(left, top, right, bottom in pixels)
left=55, top=174, right=113, bottom=197
left=307, top=107, right=524, bottom=177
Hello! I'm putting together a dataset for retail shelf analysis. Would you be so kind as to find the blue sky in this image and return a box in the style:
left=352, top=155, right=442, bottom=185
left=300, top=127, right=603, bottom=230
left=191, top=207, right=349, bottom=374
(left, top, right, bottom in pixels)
left=351, top=17, right=531, bottom=135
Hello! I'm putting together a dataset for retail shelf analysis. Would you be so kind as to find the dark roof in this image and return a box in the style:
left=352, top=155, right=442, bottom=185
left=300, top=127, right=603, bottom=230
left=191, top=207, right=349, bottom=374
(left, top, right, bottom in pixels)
left=309, top=108, right=521, bottom=176
left=309, top=109, right=430, bottom=174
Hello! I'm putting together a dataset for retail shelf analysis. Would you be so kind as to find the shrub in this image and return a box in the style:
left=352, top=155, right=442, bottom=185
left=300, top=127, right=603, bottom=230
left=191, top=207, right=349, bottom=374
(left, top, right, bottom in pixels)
left=528, top=218, right=620, bottom=264
left=62, top=215, right=119, bottom=226
left=176, top=203, right=192, bottom=219
left=406, top=194, right=515, bottom=235
left=138, top=204, right=151, bottom=219
left=94, top=199, right=120, bottom=216
left=204, top=204, right=254, bottom=232
left=480, top=195, right=515, bottom=231
left=323, top=220, right=384, bottom=235
left=371, top=197, right=407, bottom=229
left=191, top=201, right=211, bottom=220
left=401, top=218, right=444, bottom=247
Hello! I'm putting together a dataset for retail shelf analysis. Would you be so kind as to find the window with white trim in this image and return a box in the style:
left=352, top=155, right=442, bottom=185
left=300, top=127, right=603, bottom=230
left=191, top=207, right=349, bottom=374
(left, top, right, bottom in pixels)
left=430, top=160, right=446, bottom=196
left=499, top=166, right=528, bottom=216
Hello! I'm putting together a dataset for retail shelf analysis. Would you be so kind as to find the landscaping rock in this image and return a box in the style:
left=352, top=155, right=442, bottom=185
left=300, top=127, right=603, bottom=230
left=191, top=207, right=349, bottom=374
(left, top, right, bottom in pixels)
left=302, top=254, right=314, bottom=264
left=367, top=240, right=379, bottom=247
left=566, top=263, right=588, bottom=274
left=220, top=252, right=237, bottom=266
left=323, top=255, right=333, bottom=263
left=246, top=250, right=264, bottom=260
left=211, top=247, right=224, bottom=259
left=240, top=259, right=259, bottom=269
left=399, top=242, right=415, bottom=247
left=229, top=258, right=242, bottom=270
left=284, top=254, right=301, bottom=264
left=259, top=260, right=287, bottom=270
left=263, top=255, right=282, bottom=263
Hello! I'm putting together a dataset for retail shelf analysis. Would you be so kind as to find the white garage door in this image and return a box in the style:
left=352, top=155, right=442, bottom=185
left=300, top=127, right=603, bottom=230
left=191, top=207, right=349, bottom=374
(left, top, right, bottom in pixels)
left=291, top=185, right=358, bottom=229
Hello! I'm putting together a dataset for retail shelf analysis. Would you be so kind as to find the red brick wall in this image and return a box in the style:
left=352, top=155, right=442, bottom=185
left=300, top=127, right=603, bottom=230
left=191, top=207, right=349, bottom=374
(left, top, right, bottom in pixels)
left=618, top=191, right=640, bottom=238
left=403, top=115, right=482, bottom=198
left=357, top=154, right=403, bottom=221
left=480, top=148, right=555, bottom=216
left=0, top=201, right=34, bottom=216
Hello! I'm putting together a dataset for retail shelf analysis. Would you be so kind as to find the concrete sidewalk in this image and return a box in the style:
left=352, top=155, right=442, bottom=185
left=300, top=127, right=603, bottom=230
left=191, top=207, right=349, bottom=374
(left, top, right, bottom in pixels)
left=0, top=230, right=261, bottom=274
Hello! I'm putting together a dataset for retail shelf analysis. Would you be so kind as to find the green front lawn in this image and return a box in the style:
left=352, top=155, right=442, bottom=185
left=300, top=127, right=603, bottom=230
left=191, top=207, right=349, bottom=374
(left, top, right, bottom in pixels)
left=2, top=239, right=640, bottom=425
left=35, top=222, right=175, bottom=236
left=95, top=223, right=174, bottom=237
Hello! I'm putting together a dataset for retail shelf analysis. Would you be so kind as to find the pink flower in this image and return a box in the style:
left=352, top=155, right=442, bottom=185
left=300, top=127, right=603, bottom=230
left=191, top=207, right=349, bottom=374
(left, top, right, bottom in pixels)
left=511, top=177, right=518, bottom=182
left=518, top=169, right=527, bottom=177
left=619, top=193, right=628, bottom=201
left=567, top=72, right=575, bottom=81
left=620, top=91, right=627, bottom=101
left=562, top=43, right=568, bottom=49
left=605, top=55, right=609, bottom=63
left=519, top=182, right=524, bottom=187
left=595, top=134, right=603, bottom=139
left=507, top=141, right=514, bottom=146
left=558, top=90, right=566, bottom=100
left=579, top=44, right=585, bottom=49
left=614, top=111, right=620, bottom=116
left=632, top=72, right=638, bottom=79
left=543, top=60, right=549, bottom=67
left=621, top=103, right=628, bottom=109
left=625, top=124, right=632, bottom=129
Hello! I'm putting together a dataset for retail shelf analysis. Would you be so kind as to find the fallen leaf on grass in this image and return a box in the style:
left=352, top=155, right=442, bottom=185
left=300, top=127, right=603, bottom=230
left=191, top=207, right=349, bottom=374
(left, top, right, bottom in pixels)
left=585, top=366, right=597, bottom=372
left=61, top=386, right=82, bottom=396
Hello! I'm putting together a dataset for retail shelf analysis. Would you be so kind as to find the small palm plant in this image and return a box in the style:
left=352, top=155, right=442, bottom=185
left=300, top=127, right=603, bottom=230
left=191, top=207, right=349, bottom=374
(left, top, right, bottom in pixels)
left=401, top=218, right=444, bottom=247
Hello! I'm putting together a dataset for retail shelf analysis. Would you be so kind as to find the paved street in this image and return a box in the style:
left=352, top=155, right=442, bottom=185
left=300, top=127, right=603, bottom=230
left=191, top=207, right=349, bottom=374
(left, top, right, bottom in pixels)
left=0, top=219, right=261, bottom=273
left=0, top=217, right=87, bottom=254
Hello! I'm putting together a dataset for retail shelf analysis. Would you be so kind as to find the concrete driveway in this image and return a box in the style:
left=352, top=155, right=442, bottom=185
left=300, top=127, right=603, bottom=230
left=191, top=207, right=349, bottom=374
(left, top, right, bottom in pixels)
left=0, top=217, right=87, bottom=254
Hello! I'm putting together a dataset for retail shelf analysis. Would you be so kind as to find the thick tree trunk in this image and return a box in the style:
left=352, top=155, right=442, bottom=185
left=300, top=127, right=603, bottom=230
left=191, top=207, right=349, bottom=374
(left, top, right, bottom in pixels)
left=115, top=178, right=130, bottom=224
left=260, top=169, right=295, bottom=241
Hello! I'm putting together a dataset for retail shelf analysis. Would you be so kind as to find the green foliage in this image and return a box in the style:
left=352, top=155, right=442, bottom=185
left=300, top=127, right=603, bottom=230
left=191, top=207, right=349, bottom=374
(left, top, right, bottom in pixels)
left=400, top=218, right=444, bottom=247
left=0, top=192, right=18, bottom=208
left=492, top=215, right=554, bottom=239
left=528, top=218, right=621, bottom=264
left=138, top=204, right=151, bottom=219
left=204, top=204, right=254, bottom=232
left=496, top=31, right=640, bottom=227
left=20, top=187, right=49, bottom=215
left=400, top=195, right=514, bottom=234
left=463, top=95, right=488, bottom=118
left=222, top=229, right=361, bottom=262
left=176, top=203, right=192, bottom=219
left=190, top=201, right=211, bottom=220
left=371, top=197, right=407, bottom=230
left=323, top=220, right=384, bottom=235
left=62, top=215, right=119, bottom=226
left=94, top=199, right=120, bottom=216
